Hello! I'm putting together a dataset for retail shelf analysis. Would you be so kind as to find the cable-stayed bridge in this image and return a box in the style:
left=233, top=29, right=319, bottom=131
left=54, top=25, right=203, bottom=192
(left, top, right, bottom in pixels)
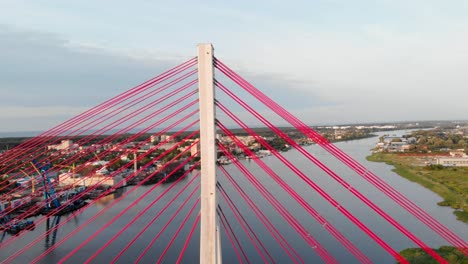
left=0, top=44, right=466, bottom=264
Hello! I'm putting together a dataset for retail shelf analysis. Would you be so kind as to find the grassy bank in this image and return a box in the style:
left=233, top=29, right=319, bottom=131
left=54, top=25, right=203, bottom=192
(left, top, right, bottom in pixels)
left=398, top=246, right=467, bottom=263
left=367, top=153, right=468, bottom=223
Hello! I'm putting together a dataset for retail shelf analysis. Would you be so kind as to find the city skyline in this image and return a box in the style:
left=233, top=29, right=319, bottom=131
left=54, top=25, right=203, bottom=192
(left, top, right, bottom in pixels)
left=1, top=1, right=468, bottom=132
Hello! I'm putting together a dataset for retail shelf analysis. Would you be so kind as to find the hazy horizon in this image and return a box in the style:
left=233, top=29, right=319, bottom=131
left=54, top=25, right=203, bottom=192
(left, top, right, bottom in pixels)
left=1, top=119, right=465, bottom=139
left=1, top=1, right=468, bottom=132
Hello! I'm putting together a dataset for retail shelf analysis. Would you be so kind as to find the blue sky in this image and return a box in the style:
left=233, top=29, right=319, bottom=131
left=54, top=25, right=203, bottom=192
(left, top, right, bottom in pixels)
left=1, top=1, right=467, bottom=132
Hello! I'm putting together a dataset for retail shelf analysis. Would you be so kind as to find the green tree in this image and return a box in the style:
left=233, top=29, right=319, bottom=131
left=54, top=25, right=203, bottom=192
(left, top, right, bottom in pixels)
left=457, top=139, right=466, bottom=150
left=418, top=136, right=427, bottom=144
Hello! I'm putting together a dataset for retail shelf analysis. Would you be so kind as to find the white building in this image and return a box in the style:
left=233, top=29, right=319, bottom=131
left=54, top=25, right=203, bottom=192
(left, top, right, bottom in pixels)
left=160, top=134, right=174, bottom=143
left=449, top=149, right=467, bottom=158
left=191, top=143, right=200, bottom=157
left=436, top=157, right=468, bottom=167
left=48, top=140, right=74, bottom=150
left=386, top=142, right=412, bottom=152
left=150, top=135, right=159, bottom=143
left=58, top=173, right=125, bottom=187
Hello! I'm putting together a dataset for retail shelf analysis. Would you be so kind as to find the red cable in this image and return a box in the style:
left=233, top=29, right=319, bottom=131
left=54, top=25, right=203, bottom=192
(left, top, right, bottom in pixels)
left=0, top=100, right=198, bottom=225
left=176, top=212, right=201, bottom=264
left=0, top=57, right=196, bottom=164
left=0, top=66, right=196, bottom=189
left=216, top=173, right=271, bottom=263
left=85, top=166, right=200, bottom=262
left=26, top=138, right=200, bottom=264
left=134, top=187, right=201, bottom=263
left=0, top=80, right=195, bottom=200
left=4, top=124, right=199, bottom=256
left=3, top=127, right=199, bottom=260
left=216, top=78, right=447, bottom=263
left=157, top=199, right=201, bottom=264
left=216, top=58, right=468, bottom=255
left=215, top=80, right=409, bottom=264
left=0, top=58, right=196, bottom=170
left=0, top=95, right=198, bottom=221
left=217, top=207, right=248, bottom=264
left=0, top=98, right=195, bottom=218
left=216, top=119, right=371, bottom=264
left=0, top=77, right=197, bottom=185
left=110, top=171, right=201, bottom=263
left=0, top=82, right=197, bottom=198
left=218, top=146, right=333, bottom=264
left=54, top=144, right=199, bottom=264
left=217, top=180, right=280, bottom=264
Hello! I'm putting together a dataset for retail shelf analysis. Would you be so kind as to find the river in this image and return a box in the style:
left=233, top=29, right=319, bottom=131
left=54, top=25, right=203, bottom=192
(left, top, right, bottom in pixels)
left=1, top=130, right=466, bottom=263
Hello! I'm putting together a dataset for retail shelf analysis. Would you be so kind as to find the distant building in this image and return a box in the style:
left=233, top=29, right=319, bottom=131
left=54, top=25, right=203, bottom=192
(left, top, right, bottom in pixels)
left=191, top=143, right=200, bottom=157
left=48, top=140, right=75, bottom=151
left=159, top=142, right=178, bottom=151
left=150, top=135, right=159, bottom=143
left=160, top=134, right=174, bottom=143
left=436, top=157, right=468, bottom=167
left=356, top=125, right=397, bottom=130
left=334, top=129, right=346, bottom=140
left=382, top=136, right=404, bottom=144
left=120, top=154, right=130, bottom=161
left=138, top=144, right=152, bottom=153
left=90, top=160, right=109, bottom=167
left=449, top=149, right=466, bottom=157
left=386, top=142, right=413, bottom=152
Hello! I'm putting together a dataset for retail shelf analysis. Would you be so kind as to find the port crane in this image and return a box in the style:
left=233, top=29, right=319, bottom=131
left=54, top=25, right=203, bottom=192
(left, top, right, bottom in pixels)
left=19, top=169, right=36, bottom=194
left=31, top=161, right=61, bottom=210
left=32, top=161, right=87, bottom=216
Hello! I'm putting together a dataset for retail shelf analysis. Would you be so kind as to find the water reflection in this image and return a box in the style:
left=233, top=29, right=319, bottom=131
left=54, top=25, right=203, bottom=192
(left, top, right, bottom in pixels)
left=0, top=231, right=6, bottom=243
left=1, top=131, right=467, bottom=263
left=95, top=188, right=124, bottom=207
left=45, top=216, right=61, bottom=249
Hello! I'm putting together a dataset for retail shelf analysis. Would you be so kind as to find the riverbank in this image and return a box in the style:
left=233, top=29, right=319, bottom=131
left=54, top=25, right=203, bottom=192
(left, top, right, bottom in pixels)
left=366, top=153, right=468, bottom=223
left=398, top=246, right=467, bottom=263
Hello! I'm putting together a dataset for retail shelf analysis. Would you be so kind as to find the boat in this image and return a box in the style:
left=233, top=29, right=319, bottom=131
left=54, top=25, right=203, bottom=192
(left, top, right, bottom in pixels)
left=5, top=219, right=35, bottom=235
left=40, top=199, right=88, bottom=216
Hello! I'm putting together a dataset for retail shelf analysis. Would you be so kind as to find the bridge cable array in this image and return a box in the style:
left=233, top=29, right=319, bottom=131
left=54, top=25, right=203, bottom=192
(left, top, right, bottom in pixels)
left=0, top=56, right=465, bottom=263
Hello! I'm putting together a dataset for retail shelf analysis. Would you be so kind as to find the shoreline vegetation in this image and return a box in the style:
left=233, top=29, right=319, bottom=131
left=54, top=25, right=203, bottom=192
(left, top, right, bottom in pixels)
left=366, top=152, right=468, bottom=223
left=398, top=246, right=468, bottom=264
left=367, top=153, right=468, bottom=263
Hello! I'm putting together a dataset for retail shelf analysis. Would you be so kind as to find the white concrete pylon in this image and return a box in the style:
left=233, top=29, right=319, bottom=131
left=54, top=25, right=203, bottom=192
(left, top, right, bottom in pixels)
left=198, top=43, right=221, bottom=264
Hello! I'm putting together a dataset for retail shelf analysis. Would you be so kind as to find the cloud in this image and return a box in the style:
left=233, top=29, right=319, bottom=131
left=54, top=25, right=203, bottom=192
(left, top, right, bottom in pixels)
left=0, top=26, right=190, bottom=132
left=0, top=26, right=320, bottom=132
left=2, top=9, right=468, bottom=133
left=219, top=25, right=468, bottom=124
left=0, top=106, right=88, bottom=118
left=0, top=25, right=195, bottom=106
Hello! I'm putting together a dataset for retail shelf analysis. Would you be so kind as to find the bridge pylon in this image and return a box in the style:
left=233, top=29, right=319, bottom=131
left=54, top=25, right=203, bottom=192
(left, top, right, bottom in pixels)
left=198, top=43, right=221, bottom=264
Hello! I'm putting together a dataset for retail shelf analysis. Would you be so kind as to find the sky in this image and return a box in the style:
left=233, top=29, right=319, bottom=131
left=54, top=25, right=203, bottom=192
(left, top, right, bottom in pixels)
left=0, top=0, right=467, bottom=133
